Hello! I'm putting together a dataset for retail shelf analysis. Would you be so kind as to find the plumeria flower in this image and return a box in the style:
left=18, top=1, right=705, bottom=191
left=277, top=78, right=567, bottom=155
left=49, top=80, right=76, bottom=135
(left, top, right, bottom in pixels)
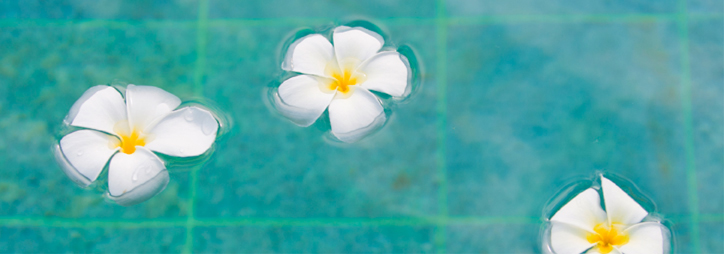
left=54, top=85, right=219, bottom=206
left=546, top=175, right=669, bottom=254
left=274, top=25, right=410, bottom=143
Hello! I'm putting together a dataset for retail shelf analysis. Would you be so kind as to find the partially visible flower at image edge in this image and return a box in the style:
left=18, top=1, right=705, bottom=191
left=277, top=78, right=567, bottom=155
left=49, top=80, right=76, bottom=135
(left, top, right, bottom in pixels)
left=54, top=85, right=219, bottom=206
left=275, top=25, right=410, bottom=143
left=547, top=175, right=669, bottom=254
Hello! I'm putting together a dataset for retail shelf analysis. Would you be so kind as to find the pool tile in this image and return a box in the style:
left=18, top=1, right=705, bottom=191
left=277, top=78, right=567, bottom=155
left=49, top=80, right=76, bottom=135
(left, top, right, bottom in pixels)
left=445, top=22, right=689, bottom=218
left=700, top=221, right=724, bottom=253
left=688, top=0, right=724, bottom=14
left=0, top=0, right=198, bottom=20
left=208, top=0, right=436, bottom=19
left=0, top=24, right=197, bottom=218
left=445, top=0, right=677, bottom=16
left=670, top=220, right=696, bottom=253
left=193, top=225, right=435, bottom=253
left=196, top=23, right=439, bottom=218
left=446, top=224, right=540, bottom=253
left=0, top=226, right=186, bottom=252
left=690, top=19, right=724, bottom=214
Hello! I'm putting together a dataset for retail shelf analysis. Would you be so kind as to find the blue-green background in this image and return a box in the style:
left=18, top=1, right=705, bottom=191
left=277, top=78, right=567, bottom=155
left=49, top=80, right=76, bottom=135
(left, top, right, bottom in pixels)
left=0, top=0, right=722, bottom=253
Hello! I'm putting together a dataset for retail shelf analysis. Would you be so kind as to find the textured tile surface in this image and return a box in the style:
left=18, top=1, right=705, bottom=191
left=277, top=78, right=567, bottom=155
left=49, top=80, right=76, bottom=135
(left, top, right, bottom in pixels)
left=446, top=0, right=678, bottom=16
left=0, top=0, right=199, bottom=19
left=193, top=226, right=436, bottom=253
left=446, top=22, right=688, bottom=217
left=0, top=226, right=186, bottom=253
left=446, top=224, right=541, bottom=253
left=208, top=0, right=436, bottom=19
left=688, top=0, right=724, bottom=14
left=690, top=19, right=724, bottom=215
left=700, top=221, right=724, bottom=253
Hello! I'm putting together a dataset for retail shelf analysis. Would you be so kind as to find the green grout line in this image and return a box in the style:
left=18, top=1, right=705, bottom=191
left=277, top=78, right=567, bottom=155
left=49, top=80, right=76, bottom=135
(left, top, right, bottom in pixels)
left=434, top=0, right=449, bottom=253
left=0, top=13, right=722, bottom=28
left=6, top=214, right=724, bottom=228
left=0, top=216, right=547, bottom=228
left=676, top=0, right=701, bottom=253
left=192, top=0, right=209, bottom=97
left=699, top=213, right=724, bottom=222
left=12, top=214, right=724, bottom=226
left=183, top=1, right=209, bottom=253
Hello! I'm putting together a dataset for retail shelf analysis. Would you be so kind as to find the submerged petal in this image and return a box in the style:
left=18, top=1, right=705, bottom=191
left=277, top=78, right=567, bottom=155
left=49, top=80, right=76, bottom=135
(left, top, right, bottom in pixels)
left=358, top=51, right=409, bottom=98
left=57, top=130, right=119, bottom=186
left=618, top=222, right=665, bottom=254
left=65, top=85, right=127, bottom=134
left=107, top=147, right=168, bottom=206
left=328, top=88, right=385, bottom=143
left=275, top=75, right=336, bottom=127
left=550, top=222, right=597, bottom=254
left=601, top=176, right=648, bottom=225
left=145, top=106, right=219, bottom=157
left=333, top=26, right=384, bottom=66
left=282, top=34, right=335, bottom=77
left=125, top=84, right=181, bottom=133
left=551, top=188, right=607, bottom=233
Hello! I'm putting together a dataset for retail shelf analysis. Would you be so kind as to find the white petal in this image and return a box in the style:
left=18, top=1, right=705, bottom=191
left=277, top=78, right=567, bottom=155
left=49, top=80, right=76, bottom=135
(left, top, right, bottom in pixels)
left=282, top=34, right=335, bottom=77
left=358, top=51, right=409, bottom=97
left=275, top=75, right=335, bottom=127
left=333, top=26, right=384, bottom=65
left=601, top=176, right=648, bottom=225
left=551, top=188, right=607, bottom=233
left=125, top=84, right=181, bottom=133
left=145, top=106, right=218, bottom=157
left=107, top=147, right=169, bottom=206
left=550, top=222, right=596, bottom=254
left=586, top=248, right=621, bottom=254
left=618, top=222, right=665, bottom=254
left=65, top=85, right=127, bottom=134
left=328, top=88, right=385, bottom=143
left=57, top=130, right=119, bottom=186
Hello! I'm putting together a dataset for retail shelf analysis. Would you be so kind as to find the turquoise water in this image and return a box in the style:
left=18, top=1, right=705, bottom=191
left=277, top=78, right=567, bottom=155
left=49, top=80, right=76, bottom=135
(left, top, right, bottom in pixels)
left=0, top=0, right=722, bottom=253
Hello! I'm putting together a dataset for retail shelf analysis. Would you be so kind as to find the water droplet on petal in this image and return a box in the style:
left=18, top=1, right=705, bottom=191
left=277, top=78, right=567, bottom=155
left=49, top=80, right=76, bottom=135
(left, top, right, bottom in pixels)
left=184, top=110, right=195, bottom=122
left=132, top=164, right=151, bottom=183
left=201, top=117, right=217, bottom=136
left=76, top=151, right=84, bottom=156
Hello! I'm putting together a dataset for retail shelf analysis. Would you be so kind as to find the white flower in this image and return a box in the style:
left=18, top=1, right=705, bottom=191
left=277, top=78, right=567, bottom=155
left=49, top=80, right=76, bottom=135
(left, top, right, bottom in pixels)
left=547, top=175, right=669, bottom=254
left=274, top=26, right=410, bottom=143
left=54, top=85, right=219, bottom=206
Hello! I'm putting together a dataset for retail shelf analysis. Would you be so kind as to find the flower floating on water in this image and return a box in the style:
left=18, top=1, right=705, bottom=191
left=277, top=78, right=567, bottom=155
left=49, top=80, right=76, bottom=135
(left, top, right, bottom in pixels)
left=274, top=25, right=411, bottom=143
left=54, top=85, right=219, bottom=206
left=545, top=175, right=669, bottom=254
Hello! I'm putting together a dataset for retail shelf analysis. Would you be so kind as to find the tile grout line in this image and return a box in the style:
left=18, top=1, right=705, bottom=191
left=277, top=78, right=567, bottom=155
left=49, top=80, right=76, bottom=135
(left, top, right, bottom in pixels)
left=184, top=0, right=209, bottom=253
left=0, top=13, right=722, bottom=28
left=676, top=0, right=701, bottom=253
left=434, top=0, right=449, bottom=253
left=1, top=214, right=722, bottom=228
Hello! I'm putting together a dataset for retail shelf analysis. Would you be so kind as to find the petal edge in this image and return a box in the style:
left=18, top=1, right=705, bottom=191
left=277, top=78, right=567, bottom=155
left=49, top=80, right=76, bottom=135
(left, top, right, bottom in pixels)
left=601, top=176, right=648, bottom=225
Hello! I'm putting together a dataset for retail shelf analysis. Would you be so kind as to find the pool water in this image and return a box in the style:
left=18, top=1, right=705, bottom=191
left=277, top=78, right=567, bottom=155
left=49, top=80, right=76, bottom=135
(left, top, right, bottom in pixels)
left=0, top=0, right=722, bottom=253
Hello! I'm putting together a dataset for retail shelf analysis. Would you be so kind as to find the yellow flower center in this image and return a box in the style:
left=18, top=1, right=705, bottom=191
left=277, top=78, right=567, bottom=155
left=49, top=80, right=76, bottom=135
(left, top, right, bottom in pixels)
left=323, top=59, right=366, bottom=97
left=117, top=130, right=146, bottom=154
left=112, top=121, right=148, bottom=155
left=329, top=69, right=359, bottom=94
left=586, top=223, right=630, bottom=254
